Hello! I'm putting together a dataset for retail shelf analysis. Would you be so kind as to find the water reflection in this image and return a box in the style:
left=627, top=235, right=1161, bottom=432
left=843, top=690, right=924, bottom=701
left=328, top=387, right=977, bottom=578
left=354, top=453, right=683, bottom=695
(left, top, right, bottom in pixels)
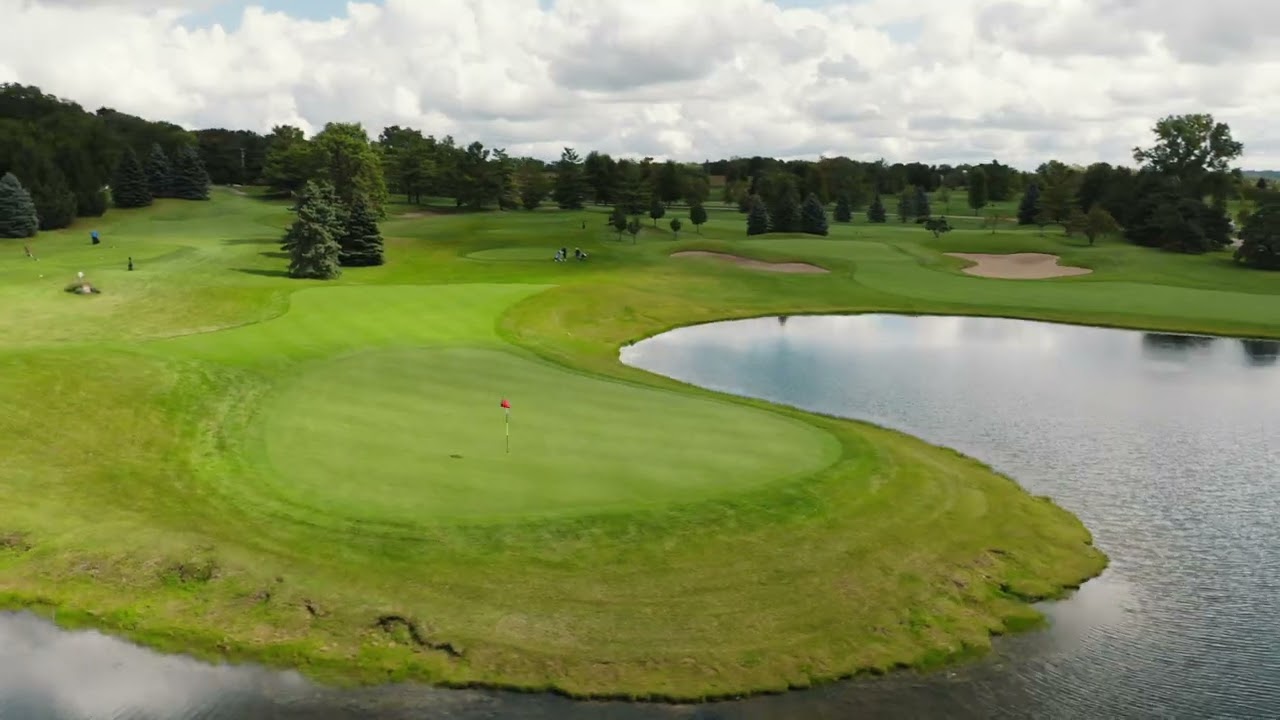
left=1141, top=332, right=1216, bottom=357
left=622, top=314, right=1280, bottom=719
left=1241, top=339, right=1280, bottom=366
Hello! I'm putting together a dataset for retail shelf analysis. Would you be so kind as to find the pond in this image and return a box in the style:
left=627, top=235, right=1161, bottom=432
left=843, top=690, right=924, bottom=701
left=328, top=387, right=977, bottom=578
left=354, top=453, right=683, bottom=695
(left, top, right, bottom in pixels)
left=5, top=314, right=1279, bottom=719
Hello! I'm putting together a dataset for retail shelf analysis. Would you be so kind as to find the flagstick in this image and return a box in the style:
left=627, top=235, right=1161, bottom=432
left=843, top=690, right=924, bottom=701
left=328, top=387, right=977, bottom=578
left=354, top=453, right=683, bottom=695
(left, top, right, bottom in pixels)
left=505, top=408, right=510, bottom=453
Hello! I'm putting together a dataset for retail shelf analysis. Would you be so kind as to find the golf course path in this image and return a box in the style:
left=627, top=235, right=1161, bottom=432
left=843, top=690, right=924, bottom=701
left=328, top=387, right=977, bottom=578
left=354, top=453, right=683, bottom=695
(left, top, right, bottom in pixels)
left=672, top=250, right=829, bottom=274
left=947, top=252, right=1092, bottom=279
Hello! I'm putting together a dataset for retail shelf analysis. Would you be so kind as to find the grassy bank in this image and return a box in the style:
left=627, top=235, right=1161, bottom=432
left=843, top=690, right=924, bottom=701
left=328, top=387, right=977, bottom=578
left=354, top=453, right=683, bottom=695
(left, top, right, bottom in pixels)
left=2, top=189, right=1272, bottom=700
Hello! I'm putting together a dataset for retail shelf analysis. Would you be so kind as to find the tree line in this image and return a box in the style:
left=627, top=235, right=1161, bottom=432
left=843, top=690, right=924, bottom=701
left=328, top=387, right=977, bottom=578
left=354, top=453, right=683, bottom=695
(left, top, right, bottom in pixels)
left=0, top=83, right=212, bottom=237
left=2, top=83, right=1276, bottom=270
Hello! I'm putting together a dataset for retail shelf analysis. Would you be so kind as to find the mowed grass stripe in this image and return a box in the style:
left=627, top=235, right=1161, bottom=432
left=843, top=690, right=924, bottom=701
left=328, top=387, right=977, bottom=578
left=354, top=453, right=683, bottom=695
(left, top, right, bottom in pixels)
left=154, top=284, right=551, bottom=365
left=256, top=347, right=840, bottom=522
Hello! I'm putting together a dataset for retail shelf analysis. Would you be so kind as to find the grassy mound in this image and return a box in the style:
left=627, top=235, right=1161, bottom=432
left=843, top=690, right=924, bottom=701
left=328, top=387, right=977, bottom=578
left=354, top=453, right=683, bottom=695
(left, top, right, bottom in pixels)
left=7, top=188, right=1272, bottom=700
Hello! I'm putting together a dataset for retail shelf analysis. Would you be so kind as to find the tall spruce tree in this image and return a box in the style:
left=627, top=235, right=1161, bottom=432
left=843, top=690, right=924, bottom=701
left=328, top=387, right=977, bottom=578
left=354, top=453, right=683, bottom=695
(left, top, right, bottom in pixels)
left=914, top=186, right=931, bottom=219
left=0, top=172, right=39, bottom=238
left=1017, top=183, right=1042, bottom=225
left=746, top=195, right=770, bottom=235
left=146, top=143, right=172, bottom=198
left=552, top=147, right=586, bottom=209
left=896, top=187, right=916, bottom=222
left=867, top=193, right=887, bottom=223
left=967, top=168, right=988, bottom=212
left=772, top=193, right=800, bottom=233
left=112, top=146, right=152, bottom=208
left=284, top=180, right=343, bottom=278
left=338, top=193, right=385, bottom=266
left=800, top=192, right=829, bottom=235
left=170, top=145, right=211, bottom=200
left=834, top=194, right=852, bottom=222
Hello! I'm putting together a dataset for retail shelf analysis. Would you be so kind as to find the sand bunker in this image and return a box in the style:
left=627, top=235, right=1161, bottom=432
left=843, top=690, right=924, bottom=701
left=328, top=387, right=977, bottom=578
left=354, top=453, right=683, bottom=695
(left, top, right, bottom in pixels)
left=947, top=253, right=1091, bottom=279
left=672, top=251, right=828, bottom=274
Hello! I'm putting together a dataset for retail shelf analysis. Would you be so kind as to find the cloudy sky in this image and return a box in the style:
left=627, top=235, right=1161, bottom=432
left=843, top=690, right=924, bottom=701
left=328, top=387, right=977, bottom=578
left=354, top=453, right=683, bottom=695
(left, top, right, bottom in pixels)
left=4, top=0, right=1278, bottom=169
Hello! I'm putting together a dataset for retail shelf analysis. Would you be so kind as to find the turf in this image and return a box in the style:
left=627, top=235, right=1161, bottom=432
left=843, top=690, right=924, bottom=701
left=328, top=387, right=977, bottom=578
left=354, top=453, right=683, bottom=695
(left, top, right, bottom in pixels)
left=257, top=345, right=837, bottom=522
left=1, top=188, right=1274, bottom=700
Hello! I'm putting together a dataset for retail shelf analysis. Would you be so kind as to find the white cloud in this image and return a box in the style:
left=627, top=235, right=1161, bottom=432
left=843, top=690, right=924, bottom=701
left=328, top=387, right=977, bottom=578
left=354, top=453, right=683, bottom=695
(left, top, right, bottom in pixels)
left=3, top=0, right=1278, bottom=168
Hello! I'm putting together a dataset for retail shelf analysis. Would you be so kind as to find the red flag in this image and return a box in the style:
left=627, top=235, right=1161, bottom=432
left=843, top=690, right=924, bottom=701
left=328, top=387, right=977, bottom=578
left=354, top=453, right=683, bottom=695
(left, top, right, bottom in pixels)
left=500, top=398, right=511, bottom=409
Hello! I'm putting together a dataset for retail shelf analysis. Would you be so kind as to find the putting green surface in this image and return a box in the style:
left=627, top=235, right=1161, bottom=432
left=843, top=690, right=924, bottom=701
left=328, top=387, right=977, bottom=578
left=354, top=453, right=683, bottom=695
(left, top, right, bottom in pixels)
left=14, top=187, right=1278, bottom=699
left=258, top=346, right=836, bottom=522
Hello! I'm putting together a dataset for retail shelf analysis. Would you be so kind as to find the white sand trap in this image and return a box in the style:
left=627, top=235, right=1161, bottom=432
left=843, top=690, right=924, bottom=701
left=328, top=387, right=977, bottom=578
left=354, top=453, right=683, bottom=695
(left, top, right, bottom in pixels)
left=672, top=251, right=828, bottom=274
left=947, top=253, right=1091, bottom=279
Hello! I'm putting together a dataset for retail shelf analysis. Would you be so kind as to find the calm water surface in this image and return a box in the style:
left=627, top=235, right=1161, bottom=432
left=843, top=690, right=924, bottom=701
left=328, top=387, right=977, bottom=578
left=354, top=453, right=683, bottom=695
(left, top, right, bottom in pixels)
left=4, top=315, right=1278, bottom=719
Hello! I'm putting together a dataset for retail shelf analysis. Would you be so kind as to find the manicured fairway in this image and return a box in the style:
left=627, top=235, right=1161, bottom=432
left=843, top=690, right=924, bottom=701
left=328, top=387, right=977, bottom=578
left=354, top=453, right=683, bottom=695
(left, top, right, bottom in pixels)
left=2, top=187, right=1275, bottom=700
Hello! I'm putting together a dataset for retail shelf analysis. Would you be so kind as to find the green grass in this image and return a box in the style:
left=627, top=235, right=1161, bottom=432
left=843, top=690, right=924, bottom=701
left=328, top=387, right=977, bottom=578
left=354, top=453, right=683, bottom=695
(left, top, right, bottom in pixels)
left=2, top=187, right=1274, bottom=700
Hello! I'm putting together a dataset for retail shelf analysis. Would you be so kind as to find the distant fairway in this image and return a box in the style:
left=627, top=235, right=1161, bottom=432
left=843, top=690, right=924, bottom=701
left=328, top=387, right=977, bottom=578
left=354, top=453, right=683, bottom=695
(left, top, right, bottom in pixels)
left=8, top=187, right=1276, bottom=700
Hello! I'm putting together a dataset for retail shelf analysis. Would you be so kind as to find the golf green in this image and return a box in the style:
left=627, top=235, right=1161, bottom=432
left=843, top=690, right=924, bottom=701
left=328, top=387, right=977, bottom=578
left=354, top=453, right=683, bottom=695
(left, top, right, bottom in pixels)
left=257, top=346, right=838, bottom=522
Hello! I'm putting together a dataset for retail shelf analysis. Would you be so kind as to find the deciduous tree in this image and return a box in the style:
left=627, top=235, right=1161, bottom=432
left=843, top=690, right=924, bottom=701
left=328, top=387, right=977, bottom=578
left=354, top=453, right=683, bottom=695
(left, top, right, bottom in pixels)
left=923, top=216, right=951, bottom=238
left=609, top=205, right=627, bottom=239
left=313, top=122, right=387, bottom=212
left=648, top=195, right=665, bottom=226
left=689, top=203, right=708, bottom=234
left=626, top=217, right=642, bottom=243
left=515, top=159, right=550, bottom=210
left=1133, top=113, right=1243, bottom=197
left=669, top=216, right=682, bottom=239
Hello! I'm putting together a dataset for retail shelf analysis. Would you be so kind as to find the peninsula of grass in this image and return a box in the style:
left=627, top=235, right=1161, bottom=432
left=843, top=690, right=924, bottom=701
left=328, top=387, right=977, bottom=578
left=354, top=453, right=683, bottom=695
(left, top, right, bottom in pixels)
left=1, top=190, right=1276, bottom=700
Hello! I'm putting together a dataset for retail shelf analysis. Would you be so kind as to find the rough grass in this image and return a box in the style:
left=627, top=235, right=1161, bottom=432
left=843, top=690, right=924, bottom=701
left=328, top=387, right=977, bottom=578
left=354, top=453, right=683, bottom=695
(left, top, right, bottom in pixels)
left=4, top=187, right=1272, bottom=700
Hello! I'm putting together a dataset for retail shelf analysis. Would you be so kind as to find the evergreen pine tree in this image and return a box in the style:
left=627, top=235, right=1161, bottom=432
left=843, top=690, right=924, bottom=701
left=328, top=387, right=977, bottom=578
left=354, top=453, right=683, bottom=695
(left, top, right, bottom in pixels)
left=338, top=193, right=385, bottom=266
left=1017, top=183, right=1042, bottom=225
left=112, top=146, right=152, bottom=208
left=170, top=145, right=211, bottom=200
left=689, top=203, right=708, bottom=233
left=800, top=192, right=829, bottom=236
left=834, top=194, right=852, bottom=222
left=897, top=187, right=916, bottom=222
left=146, top=143, right=172, bottom=198
left=914, top=187, right=931, bottom=219
left=772, top=193, right=800, bottom=233
left=967, top=168, right=989, bottom=212
left=0, top=172, right=39, bottom=238
left=746, top=195, right=770, bottom=235
left=552, top=148, right=586, bottom=209
left=284, top=180, right=343, bottom=279
left=867, top=193, right=887, bottom=223
left=29, top=166, right=77, bottom=231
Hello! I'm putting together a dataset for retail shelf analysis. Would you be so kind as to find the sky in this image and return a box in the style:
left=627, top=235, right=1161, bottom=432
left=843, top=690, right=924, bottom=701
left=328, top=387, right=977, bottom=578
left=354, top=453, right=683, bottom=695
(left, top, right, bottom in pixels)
left=3, top=0, right=1279, bottom=169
